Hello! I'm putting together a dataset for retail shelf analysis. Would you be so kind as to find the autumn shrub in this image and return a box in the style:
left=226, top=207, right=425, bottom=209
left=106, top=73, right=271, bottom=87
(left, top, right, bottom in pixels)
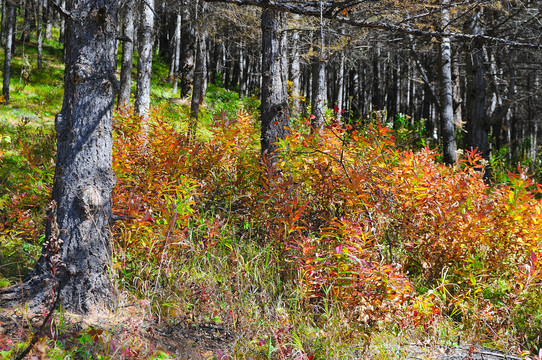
left=111, top=103, right=542, bottom=355
left=112, top=105, right=260, bottom=292
left=264, top=118, right=542, bottom=349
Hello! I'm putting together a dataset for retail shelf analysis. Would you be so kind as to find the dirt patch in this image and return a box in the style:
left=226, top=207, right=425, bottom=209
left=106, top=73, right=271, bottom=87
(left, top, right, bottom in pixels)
left=0, top=302, right=235, bottom=359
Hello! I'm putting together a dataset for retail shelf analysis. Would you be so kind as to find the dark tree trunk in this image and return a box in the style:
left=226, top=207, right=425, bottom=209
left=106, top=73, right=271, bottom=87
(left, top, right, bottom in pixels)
left=2, top=0, right=15, bottom=104
left=21, top=0, right=34, bottom=43
left=5, top=0, right=119, bottom=314
left=260, top=8, right=290, bottom=159
left=118, top=2, right=135, bottom=107
left=466, top=11, right=488, bottom=159
left=135, top=0, right=154, bottom=125
left=1, top=0, right=6, bottom=47
left=179, top=0, right=195, bottom=98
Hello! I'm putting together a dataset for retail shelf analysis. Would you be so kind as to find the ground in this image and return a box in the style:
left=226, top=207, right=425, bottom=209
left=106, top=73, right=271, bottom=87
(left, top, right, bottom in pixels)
left=0, top=295, right=234, bottom=359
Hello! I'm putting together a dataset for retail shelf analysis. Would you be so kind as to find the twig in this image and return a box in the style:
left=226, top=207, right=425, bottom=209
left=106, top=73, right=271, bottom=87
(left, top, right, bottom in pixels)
left=13, top=281, right=63, bottom=360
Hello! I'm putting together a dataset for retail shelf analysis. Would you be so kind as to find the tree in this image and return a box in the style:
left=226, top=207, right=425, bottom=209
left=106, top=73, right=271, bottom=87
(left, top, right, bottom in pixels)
left=189, top=1, right=208, bottom=136
left=1, top=0, right=119, bottom=314
left=118, top=1, right=135, bottom=107
left=179, top=0, right=196, bottom=98
left=135, top=0, right=155, bottom=125
left=439, top=0, right=457, bottom=164
left=466, top=9, right=489, bottom=160
left=2, top=0, right=16, bottom=104
left=260, top=7, right=290, bottom=159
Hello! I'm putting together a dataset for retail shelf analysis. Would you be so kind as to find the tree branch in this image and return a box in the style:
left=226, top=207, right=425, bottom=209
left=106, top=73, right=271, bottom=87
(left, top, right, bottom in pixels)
left=204, top=0, right=542, bottom=49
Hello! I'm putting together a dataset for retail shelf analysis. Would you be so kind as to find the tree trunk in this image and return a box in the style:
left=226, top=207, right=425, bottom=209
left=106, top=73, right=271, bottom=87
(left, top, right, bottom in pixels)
left=440, top=0, right=458, bottom=164
left=290, top=16, right=302, bottom=116
left=310, top=27, right=327, bottom=131
left=238, top=38, right=245, bottom=98
left=59, top=0, right=66, bottom=42
left=311, top=54, right=327, bottom=131
left=36, top=0, right=43, bottom=69
left=118, top=2, right=135, bottom=107
left=466, top=10, right=488, bottom=159
left=179, top=0, right=195, bottom=98
left=44, top=0, right=52, bottom=38
left=20, top=0, right=34, bottom=43
left=2, top=0, right=15, bottom=104
left=170, top=12, right=181, bottom=95
left=260, top=8, right=290, bottom=160
left=189, top=1, right=207, bottom=137
left=135, top=0, right=155, bottom=126
left=5, top=0, right=119, bottom=314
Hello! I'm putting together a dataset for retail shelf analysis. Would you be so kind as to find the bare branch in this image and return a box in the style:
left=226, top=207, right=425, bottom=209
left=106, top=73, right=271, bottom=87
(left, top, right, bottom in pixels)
left=203, top=0, right=542, bottom=49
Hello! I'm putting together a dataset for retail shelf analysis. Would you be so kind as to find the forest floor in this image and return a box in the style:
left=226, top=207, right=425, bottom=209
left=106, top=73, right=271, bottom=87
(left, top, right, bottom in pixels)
left=1, top=303, right=525, bottom=360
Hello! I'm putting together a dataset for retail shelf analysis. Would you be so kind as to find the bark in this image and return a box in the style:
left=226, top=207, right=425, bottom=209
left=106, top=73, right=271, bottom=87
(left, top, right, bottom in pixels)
left=260, top=8, right=290, bottom=160
left=452, top=53, right=463, bottom=131
left=311, top=54, right=327, bottom=130
left=311, top=29, right=327, bottom=131
left=466, top=10, right=488, bottom=159
left=118, top=2, right=135, bottom=107
left=336, top=50, right=344, bottom=121
left=170, top=12, right=181, bottom=95
left=4, top=0, right=119, bottom=314
left=290, top=16, right=302, bottom=115
left=1, top=0, right=6, bottom=47
left=189, top=1, right=207, bottom=137
left=440, top=0, right=458, bottom=164
left=20, top=0, right=34, bottom=43
left=238, top=39, right=245, bottom=98
left=135, top=0, right=155, bottom=125
left=59, top=0, right=66, bottom=42
left=36, top=0, right=43, bottom=69
left=2, top=0, right=15, bottom=104
left=44, top=0, right=52, bottom=38
left=179, top=0, right=195, bottom=98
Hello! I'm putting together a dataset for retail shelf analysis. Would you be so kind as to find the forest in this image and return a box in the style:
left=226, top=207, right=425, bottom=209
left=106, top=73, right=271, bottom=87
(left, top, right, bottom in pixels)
left=1, top=0, right=542, bottom=359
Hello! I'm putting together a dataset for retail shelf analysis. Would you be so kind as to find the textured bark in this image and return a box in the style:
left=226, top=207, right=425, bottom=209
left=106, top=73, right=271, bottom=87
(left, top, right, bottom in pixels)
left=190, top=1, right=207, bottom=135
left=439, top=0, right=458, bottom=164
left=36, top=0, right=43, bottom=69
left=135, top=0, right=154, bottom=123
left=118, top=2, right=135, bottom=107
left=466, top=10, right=488, bottom=159
left=10, top=0, right=119, bottom=314
left=20, top=0, right=34, bottom=43
left=59, top=0, right=66, bottom=42
left=170, top=12, right=181, bottom=95
left=260, top=8, right=290, bottom=159
left=311, top=54, right=327, bottom=130
left=179, top=0, right=195, bottom=98
left=336, top=49, right=345, bottom=121
left=2, top=0, right=15, bottom=104
left=290, top=17, right=302, bottom=115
